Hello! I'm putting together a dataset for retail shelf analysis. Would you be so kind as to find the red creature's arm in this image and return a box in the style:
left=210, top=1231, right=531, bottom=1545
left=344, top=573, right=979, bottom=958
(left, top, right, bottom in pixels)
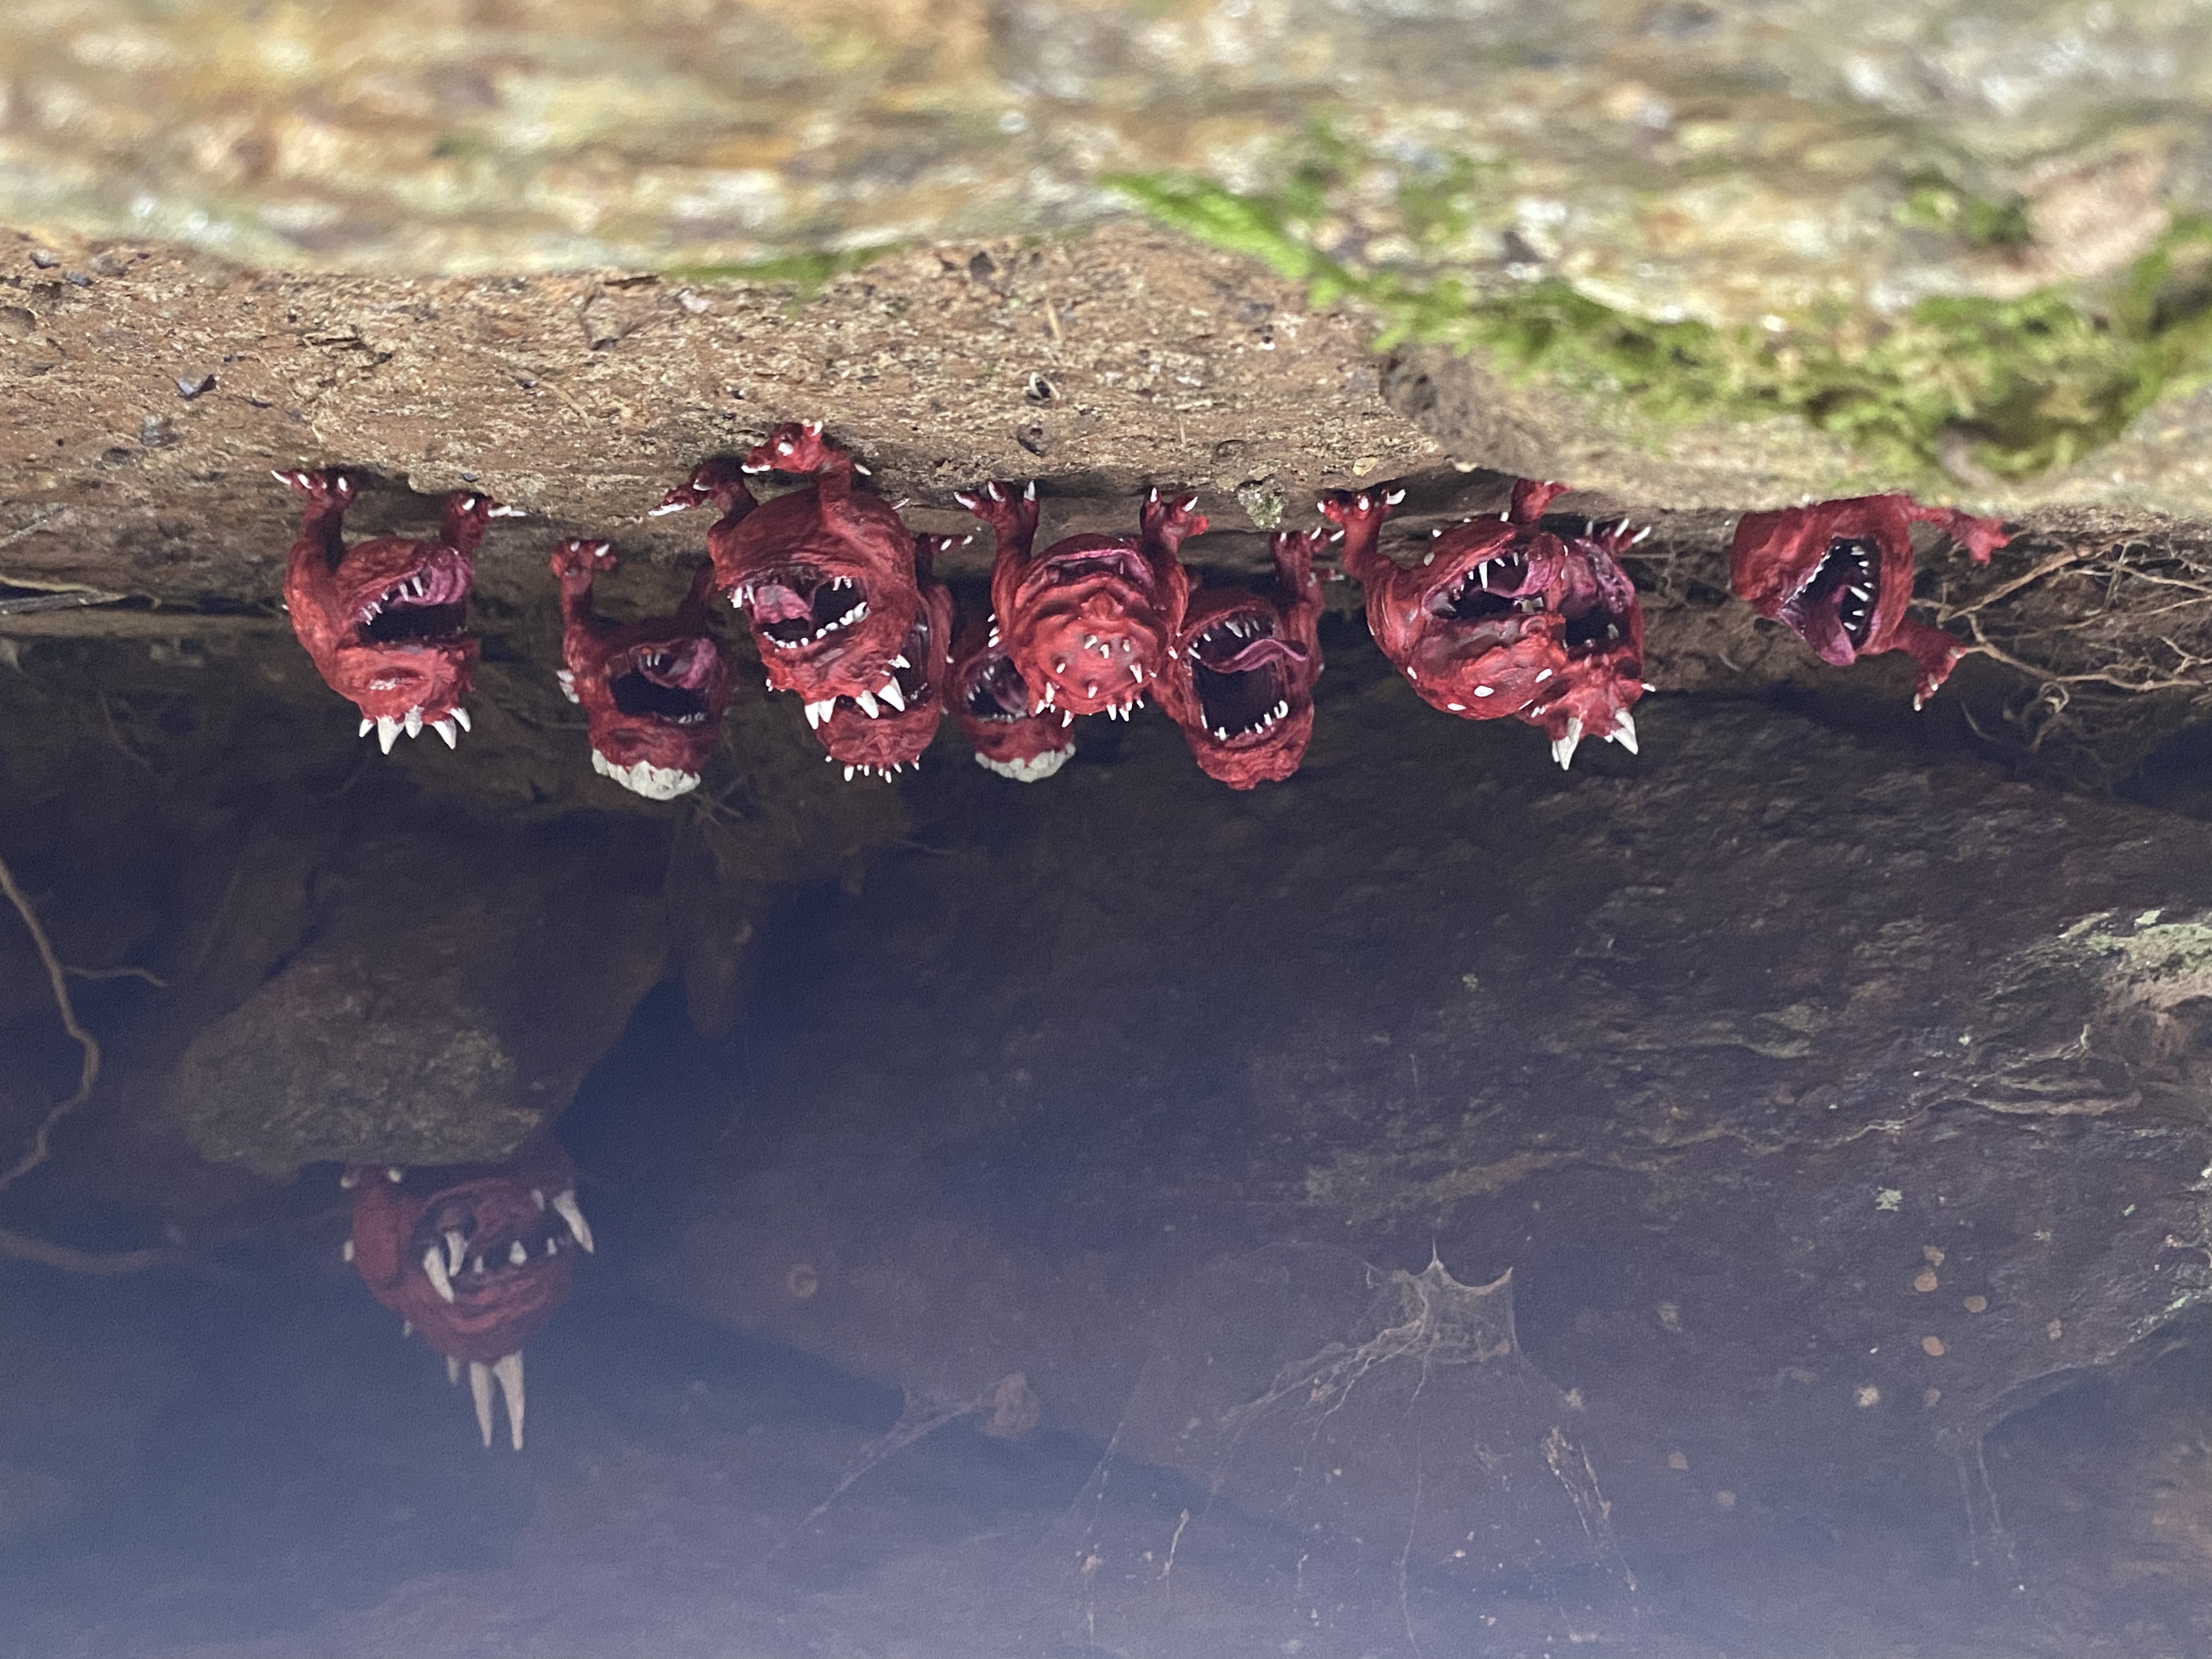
left=549, top=539, right=617, bottom=639
left=439, top=490, right=521, bottom=558
left=277, top=469, right=355, bottom=599
left=1902, top=501, right=2010, bottom=565
left=1318, top=485, right=1406, bottom=590
left=1269, top=529, right=1325, bottom=658
left=956, top=480, right=1039, bottom=571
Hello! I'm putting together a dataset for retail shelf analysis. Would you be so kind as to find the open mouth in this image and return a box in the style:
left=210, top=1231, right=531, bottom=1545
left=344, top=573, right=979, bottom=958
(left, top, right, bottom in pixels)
left=1039, top=548, right=1149, bottom=590
left=407, top=1182, right=594, bottom=1311
left=737, top=570, right=868, bottom=649
left=963, top=648, right=1032, bottom=723
left=1785, top=535, right=1880, bottom=649
left=1186, top=614, right=1295, bottom=743
left=354, top=561, right=469, bottom=646
left=1427, top=552, right=1543, bottom=633
left=1561, top=605, right=1629, bottom=657
left=611, top=645, right=715, bottom=726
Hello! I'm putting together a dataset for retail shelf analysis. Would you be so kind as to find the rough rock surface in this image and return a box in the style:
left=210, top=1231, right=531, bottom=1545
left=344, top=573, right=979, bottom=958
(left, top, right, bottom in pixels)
left=647, top=655, right=2212, bottom=1572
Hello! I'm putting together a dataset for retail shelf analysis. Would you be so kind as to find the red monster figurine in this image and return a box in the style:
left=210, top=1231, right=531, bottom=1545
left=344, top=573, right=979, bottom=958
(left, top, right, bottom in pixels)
left=1159, top=529, right=1325, bottom=789
left=1325, top=479, right=1648, bottom=769
left=549, top=539, right=732, bottom=801
left=961, top=479, right=1198, bottom=720
left=1730, top=494, right=2009, bottom=709
left=1516, top=512, right=1650, bottom=770
left=805, top=533, right=960, bottom=782
left=278, top=470, right=519, bottom=751
left=652, top=422, right=917, bottom=727
left=949, top=615, right=1079, bottom=782
left=343, top=1136, right=595, bottom=1451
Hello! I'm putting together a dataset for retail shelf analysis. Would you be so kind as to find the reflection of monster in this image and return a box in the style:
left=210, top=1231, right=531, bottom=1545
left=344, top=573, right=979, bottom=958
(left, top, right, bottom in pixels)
left=345, top=1136, right=595, bottom=1451
left=1160, top=530, right=1324, bottom=789
left=279, top=470, right=518, bottom=751
left=807, top=533, right=958, bottom=782
left=550, top=539, right=731, bottom=801
left=653, top=423, right=917, bottom=720
left=1326, top=479, right=1647, bottom=768
left=1730, top=495, right=2009, bottom=708
left=963, top=480, right=1197, bottom=720
left=949, top=615, right=1077, bottom=782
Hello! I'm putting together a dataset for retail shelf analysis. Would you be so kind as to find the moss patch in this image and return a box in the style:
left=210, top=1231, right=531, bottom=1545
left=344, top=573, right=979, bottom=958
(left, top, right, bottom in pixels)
left=1112, top=154, right=2212, bottom=486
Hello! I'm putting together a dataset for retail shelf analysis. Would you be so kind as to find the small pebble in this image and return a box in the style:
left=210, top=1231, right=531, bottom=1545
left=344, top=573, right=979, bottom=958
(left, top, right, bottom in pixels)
left=2047, top=1319, right=2063, bottom=1341
left=1854, top=1385, right=1880, bottom=1408
left=1923, top=1387, right=1942, bottom=1408
left=177, top=373, right=216, bottom=399
left=1921, top=1335, right=1946, bottom=1357
left=1962, top=1295, right=1988, bottom=1313
left=1922, top=1245, right=1945, bottom=1266
left=1912, top=1269, right=1938, bottom=1293
left=1713, top=1489, right=1735, bottom=1510
left=1667, top=1451, right=1689, bottom=1470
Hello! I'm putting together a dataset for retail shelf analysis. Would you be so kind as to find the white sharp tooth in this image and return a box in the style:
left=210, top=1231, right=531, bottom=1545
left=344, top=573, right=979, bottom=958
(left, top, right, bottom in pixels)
left=341, top=1237, right=354, bottom=1262
left=1062, top=711, right=1073, bottom=727
left=358, top=718, right=374, bottom=738
left=1534, top=668, right=1552, bottom=682
left=404, top=708, right=423, bottom=738
left=445, top=1231, right=467, bottom=1276
left=422, top=1245, right=456, bottom=1305
left=453, top=707, right=472, bottom=732
left=1474, top=686, right=1494, bottom=697
left=402, top=1321, right=412, bottom=1338
left=844, top=765, right=856, bottom=780
left=548, top=1186, right=592, bottom=1256
left=546, top=1236, right=559, bottom=1256
left=509, top=1239, right=528, bottom=1266
left=377, top=716, right=400, bottom=753
left=339, top=1169, right=360, bottom=1189
left=856, top=691, right=879, bottom=718
left=804, top=700, right=823, bottom=729
left=387, top=1167, right=404, bottom=1183
left=532, top=1188, right=546, bottom=1210
left=469, top=1361, right=495, bottom=1447
left=493, top=1352, right=525, bottom=1451
left=878, top=679, right=905, bottom=712
left=432, top=718, right=458, bottom=748
left=1612, top=709, right=1640, bottom=754
left=891, top=654, right=910, bottom=668
left=472, top=1256, right=484, bottom=1274
left=447, top=1354, right=462, bottom=1385
left=1551, top=715, right=1585, bottom=771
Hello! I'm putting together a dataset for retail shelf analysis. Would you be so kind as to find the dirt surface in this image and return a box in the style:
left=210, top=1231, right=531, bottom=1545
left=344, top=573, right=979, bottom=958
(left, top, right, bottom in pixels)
left=0, top=221, right=1433, bottom=606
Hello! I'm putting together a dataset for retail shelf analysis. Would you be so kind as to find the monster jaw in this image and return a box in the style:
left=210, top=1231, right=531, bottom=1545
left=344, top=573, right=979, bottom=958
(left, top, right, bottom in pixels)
left=1420, top=548, right=1549, bottom=652
left=352, top=547, right=472, bottom=649
left=407, top=1180, right=588, bottom=1317
left=1779, top=535, right=1881, bottom=667
left=735, top=567, right=871, bottom=648
left=810, top=612, right=941, bottom=780
left=955, top=643, right=1075, bottom=781
left=611, top=639, right=721, bottom=727
left=1184, top=612, right=1305, bottom=745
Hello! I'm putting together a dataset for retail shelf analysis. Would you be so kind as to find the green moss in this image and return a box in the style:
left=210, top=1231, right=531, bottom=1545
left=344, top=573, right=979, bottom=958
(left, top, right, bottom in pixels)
left=1110, top=159, right=2212, bottom=484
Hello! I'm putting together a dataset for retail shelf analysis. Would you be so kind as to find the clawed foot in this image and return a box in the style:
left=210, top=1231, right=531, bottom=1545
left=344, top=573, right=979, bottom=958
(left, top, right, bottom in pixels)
left=275, top=469, right=355, bottom=511
left=652, top=457, right=757, bottom=519
left=1140, top=486, right=1208, bottom=551
left=742, top=420, right=855, bottom=479
left=1584, top=514, right=1654, bottom=555
left=912, top=532, right=969, bottom=576
left=1269, top=528, right=1327, bottom=588
left=1907, top=505, right=2010, bottom=567
left=1319, top=484, right=1404, bottom=533
left=1898, top=617, right=1970, bottom=710
left=549, top=538, right=618, bottom=580
left=953, top=479, right=1039, bottom=550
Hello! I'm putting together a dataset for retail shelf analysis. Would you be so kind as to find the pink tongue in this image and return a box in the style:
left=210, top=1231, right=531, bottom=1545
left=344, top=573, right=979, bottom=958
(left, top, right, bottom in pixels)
left=1207, top=635, right=1304, bottom=674
left=752, top=584, right=811, bottom=624
left=1797, top=601, right=1857, bottom=667
left=644, top=639, right=718, bottom=689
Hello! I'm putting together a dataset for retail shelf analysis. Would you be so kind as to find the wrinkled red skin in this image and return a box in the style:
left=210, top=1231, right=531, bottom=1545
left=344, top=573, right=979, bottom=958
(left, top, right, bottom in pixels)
left=1324, top=478, right=1572, bottom=720
left=551, top=540, right=732, bottom=783
left=1516, top=517, right=1649, bottom=754
left=967, top=481, right=1197, bottom=719
left=949, top=614, right=1080, bottom=780
left=654, top=423, right=918, bottom=708
left=811, top=533, right=958, bottom=780
left=280, top=471, right=503, bottom=726
left=347, top=1138, right=579, bottom=1366
left=1159, top=530, right=1324, bottom=789
left=1730, top=495, right=2008, bottom=708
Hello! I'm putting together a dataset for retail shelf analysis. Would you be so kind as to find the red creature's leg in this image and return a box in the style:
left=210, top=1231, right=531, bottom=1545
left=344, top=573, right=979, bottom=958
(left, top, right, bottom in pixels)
left=1903, top=503, right=2010, bottom=566
left=1894, top=616, right=1971, bottom=710
left=1139, top=487, right=1209, bottom=557
left=743, top=420, right=862, bottom=486
left=1507, top=479, right=1570, bottom=524
left=954, top=480, right=1040, bottom=562
left=1269, top=529, right=1325, bottom=619
left=912, top=532, right=968, bottom=579
left=278, top=469, right=355, bottom=572
left=1318, top=486, right=1406, bottom=588
left=653, top=457, right=760, bottom=521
